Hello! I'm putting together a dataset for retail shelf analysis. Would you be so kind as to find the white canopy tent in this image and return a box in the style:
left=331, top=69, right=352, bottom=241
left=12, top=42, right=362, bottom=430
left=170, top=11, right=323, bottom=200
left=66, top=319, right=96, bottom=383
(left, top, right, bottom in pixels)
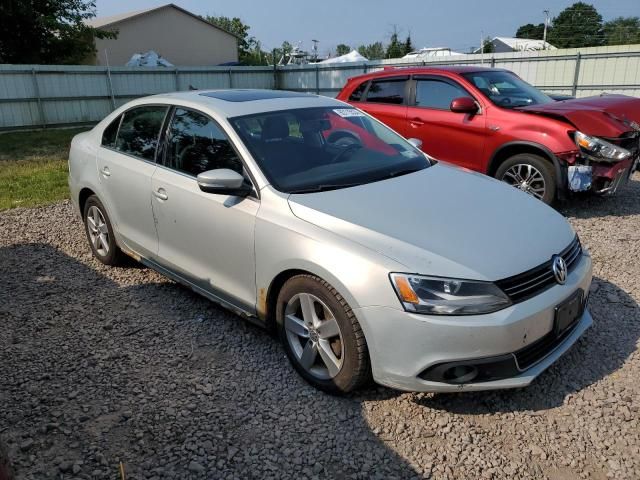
left=320, top=50, right=368, bottom=64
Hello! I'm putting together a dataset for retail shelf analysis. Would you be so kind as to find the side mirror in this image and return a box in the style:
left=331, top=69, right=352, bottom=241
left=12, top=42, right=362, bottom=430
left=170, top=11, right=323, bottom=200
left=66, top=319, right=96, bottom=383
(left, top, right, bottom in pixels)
left=197, top=169, right=252, bottom=196
left=407, top=138, right=423, bottom=150
left=450, top=97, right=479, bottom=114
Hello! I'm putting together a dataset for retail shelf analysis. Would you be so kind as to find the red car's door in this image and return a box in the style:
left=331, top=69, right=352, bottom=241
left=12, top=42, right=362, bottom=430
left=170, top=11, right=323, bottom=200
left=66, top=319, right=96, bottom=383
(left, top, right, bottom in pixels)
left=355, top=76, right=409, bottom=137
left=406, top=75, right=486, bottom=171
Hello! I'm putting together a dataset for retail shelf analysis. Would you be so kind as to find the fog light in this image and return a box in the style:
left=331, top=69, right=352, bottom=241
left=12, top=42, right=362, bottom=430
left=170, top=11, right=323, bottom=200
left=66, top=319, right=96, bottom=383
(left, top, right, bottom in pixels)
left=443, top=365, right=478, bottom=384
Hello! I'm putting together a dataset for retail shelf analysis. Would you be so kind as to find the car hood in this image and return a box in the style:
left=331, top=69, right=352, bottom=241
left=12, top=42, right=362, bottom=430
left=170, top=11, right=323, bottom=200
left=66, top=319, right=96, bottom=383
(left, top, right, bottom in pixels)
left=287, top=163, right=575, bottom=281
left=520, top=94, right=640, bottom=137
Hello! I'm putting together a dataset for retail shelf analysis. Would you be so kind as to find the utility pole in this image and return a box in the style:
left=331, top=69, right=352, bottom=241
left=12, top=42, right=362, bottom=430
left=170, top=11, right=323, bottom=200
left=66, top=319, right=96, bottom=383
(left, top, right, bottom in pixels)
left=543, top=10, right=550, bottom=47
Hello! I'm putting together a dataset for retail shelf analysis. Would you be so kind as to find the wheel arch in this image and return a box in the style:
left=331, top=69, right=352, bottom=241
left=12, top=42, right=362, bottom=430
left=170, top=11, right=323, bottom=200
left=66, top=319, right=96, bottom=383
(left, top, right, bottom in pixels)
left=487, top=141, right=566, bottom=198
left=78, top=187, right=96, bottom=217
left=262, top=267, right=360, bottom=333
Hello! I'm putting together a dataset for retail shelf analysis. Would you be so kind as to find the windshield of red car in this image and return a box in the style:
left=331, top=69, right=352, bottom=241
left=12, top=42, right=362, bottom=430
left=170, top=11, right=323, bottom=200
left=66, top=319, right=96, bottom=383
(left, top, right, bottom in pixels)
left=230, top=107, right=430, bottom=193
left=462, top=71, right=554, bottom=108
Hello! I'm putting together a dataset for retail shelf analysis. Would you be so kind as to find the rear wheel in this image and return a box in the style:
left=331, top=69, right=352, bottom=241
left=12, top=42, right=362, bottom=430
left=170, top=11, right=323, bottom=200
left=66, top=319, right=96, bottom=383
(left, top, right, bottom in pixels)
left=277, top=274, right=370, bottom=394
left=495, top=153, right=556, bottom=204
left=83, top=195, right=125, bottom=266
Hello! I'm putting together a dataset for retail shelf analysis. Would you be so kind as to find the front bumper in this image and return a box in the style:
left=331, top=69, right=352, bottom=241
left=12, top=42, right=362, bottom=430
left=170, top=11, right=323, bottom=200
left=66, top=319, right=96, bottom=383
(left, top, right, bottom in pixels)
left=354, top=254, right=593, bottom=392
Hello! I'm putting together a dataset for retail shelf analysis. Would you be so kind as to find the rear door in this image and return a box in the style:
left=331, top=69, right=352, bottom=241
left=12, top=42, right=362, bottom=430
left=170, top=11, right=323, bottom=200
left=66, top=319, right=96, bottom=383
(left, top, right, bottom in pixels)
left=357, top=76, right=409, bottom=137
left=97, top=105, right=168, bottom=257
left=406, top=75, right=486, bottom=171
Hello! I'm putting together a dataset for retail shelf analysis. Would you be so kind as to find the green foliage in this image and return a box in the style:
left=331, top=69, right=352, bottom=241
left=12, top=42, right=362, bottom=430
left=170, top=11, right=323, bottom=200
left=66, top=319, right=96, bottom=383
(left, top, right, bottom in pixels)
left=403, top=35, right=414, bottom=55
left=547, top=2, right=604, bottom=48
left=516, top=23, right=546, bottom=40
left=0, top=0, right=115, bottom=64
left=386, top=31, right=405, bottom=59
left=205, top=15, right=267, bottom=65
left=357, top=42, right=385, bottom=60
left=336, top=44, right=351, bottom=56
left=480, top=37, right=495, bottom=53
left=604, top=16, right=640, bottom=46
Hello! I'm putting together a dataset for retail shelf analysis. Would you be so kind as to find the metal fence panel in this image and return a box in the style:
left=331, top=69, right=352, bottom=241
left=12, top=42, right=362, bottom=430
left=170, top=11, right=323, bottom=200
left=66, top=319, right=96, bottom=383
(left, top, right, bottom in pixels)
left=1, top=44, right=639, bottom=130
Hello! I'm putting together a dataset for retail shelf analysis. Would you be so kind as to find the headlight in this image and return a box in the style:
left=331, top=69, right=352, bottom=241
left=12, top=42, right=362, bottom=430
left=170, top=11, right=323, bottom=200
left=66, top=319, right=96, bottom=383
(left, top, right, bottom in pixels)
left=575, top=131, right=631, bottom=162
left=390, top=273, right=512, bottom=315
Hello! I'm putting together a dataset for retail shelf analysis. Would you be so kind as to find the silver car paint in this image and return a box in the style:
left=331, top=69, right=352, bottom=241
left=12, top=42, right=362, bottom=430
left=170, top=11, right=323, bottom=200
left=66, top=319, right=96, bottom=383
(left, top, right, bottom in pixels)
left=68, top=91, right=593, bottom=392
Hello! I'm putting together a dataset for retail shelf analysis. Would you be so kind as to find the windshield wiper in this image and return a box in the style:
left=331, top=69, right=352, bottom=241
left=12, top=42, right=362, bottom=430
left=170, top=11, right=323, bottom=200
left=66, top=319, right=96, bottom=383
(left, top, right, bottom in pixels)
left=384, top=167, right=423, bottom=179
left=288, top=182, right=366, bottom=194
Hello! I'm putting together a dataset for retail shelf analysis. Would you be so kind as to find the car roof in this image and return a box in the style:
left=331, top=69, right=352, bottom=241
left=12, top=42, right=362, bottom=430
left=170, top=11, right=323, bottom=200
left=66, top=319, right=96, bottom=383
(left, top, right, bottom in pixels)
left=350, top=65, right=507, bottom=81
left=141, top=89, right=344, bottom=117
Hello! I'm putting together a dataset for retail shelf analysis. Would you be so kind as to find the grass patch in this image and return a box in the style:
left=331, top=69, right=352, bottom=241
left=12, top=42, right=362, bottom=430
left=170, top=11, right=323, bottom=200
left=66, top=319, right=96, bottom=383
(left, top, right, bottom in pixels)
left=0, top=127, right=89, bottom=210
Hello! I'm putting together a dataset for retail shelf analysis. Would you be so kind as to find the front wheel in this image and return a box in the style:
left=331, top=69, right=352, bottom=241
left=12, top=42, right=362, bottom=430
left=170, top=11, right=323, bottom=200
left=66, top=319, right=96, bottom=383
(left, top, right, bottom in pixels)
left=277, top=275, right=370, bottom=394
left=495, top=154, right=556, bottom=204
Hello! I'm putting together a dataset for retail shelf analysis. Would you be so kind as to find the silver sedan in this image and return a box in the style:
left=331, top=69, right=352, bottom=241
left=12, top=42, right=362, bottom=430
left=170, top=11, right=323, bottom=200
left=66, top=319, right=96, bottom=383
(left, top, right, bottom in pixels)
left=68, top=89, right=593, bottom=393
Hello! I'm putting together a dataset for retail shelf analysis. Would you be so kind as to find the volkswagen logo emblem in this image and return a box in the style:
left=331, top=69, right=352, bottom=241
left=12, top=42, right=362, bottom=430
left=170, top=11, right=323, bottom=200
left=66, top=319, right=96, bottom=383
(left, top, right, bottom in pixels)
left=551, top=255, right=567, bottom=285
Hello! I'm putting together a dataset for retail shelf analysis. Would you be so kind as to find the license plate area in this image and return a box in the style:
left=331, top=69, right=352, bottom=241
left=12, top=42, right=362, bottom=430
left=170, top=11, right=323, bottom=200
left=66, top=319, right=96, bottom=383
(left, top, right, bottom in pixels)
left=554, top=289, right=584, bottom=335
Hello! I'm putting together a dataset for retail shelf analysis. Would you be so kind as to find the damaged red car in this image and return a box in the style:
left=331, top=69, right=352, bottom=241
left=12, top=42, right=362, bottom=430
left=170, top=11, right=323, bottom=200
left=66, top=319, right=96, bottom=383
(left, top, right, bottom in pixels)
left=337, top=66, right=640, bottom=204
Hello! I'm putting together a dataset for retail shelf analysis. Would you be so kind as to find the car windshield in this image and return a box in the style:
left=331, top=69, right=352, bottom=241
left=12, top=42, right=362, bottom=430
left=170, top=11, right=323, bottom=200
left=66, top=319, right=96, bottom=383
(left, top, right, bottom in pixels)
left=230, top=107, right=429, bottom=193
left=462, top=71, right=554, bottom=108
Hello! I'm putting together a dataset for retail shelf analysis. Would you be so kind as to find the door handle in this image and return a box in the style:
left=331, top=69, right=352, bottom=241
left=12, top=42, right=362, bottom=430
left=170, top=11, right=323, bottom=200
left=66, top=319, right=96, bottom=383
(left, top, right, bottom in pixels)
left=153, top=188, right=168, bottom=201
left=409, top=117, right=425, bottom=127
left=100, top=166, right=111, bottom=177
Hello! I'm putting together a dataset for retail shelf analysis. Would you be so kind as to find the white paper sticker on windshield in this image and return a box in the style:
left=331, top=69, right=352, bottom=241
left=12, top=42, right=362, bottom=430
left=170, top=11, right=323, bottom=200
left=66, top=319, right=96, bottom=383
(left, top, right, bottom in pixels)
left=333, top=108, right=366, bottom=118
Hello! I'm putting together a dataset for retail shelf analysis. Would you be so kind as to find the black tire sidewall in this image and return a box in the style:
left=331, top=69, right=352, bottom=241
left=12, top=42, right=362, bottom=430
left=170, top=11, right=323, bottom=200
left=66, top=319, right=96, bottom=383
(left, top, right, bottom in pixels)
left=83, top=196, right=121, bottom=265
left=276, top=275, right=368, bottom=394
left=495, top=154, right=556, bottom=204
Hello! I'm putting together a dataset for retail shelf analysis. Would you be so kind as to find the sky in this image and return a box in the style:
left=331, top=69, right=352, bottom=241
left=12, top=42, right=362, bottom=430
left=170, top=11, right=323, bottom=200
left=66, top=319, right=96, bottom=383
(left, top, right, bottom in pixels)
left=94, top=0, right=640, bottom=55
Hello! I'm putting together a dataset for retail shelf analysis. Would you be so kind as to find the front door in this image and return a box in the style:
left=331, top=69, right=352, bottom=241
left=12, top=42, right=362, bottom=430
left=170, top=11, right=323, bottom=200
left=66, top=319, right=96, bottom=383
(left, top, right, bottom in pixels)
left=151, top=107, right=259, bottom=311
left=406, top=76, right=486, bottom=171
left=97, top=105, right=169, bottom=257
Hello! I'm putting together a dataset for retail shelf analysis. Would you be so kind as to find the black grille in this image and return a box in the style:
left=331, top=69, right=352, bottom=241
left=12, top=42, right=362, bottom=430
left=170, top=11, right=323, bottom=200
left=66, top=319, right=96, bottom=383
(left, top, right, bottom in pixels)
left=515, top=316, right=580, bottom=370
left=496, top=236, right=582, bottom=303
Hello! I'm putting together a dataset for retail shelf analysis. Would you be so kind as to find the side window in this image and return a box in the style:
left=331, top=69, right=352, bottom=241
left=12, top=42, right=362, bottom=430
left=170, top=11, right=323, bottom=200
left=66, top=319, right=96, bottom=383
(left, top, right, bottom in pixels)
left=101, top=115, right=121, bottom=148
left=116, top=106, right=168, bottom=161
left=415, top=79, right=471, bottom=110
left=365, top=79, right=406, bottom=105
left=165, top=108, right=243, bottom=177
left=348, top=81, right=369, bottom=102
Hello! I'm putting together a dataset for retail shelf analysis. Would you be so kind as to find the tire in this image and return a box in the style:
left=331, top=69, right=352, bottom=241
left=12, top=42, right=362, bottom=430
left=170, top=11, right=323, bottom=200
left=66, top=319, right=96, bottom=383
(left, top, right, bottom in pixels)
left=495, top=153, right=556, bottom=204
left=276, top=274, right=370, bottom=394
left=83, top=195, right=125, bottom=266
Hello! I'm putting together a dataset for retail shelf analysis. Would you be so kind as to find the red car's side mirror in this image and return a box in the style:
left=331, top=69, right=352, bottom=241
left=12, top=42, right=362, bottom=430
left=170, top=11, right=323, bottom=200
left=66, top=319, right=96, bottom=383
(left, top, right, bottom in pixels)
left=450, top=97, right=479, bottom=114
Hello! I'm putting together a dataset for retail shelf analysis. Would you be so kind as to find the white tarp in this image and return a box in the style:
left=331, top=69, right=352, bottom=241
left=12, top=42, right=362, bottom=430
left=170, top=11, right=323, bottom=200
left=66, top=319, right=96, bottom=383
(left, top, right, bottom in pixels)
left=125, top=50, right=174, bottom=67
left=320, top=49, right=368, bottom=64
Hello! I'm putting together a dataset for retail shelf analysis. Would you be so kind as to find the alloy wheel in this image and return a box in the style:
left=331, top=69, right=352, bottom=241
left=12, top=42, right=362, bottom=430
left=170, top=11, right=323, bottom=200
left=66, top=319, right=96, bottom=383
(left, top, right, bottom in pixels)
left=284, top=293, right=344, bottom=380
left=501, top=163, right=547, bottom=200
left=86, top=205, right=110, bottom=257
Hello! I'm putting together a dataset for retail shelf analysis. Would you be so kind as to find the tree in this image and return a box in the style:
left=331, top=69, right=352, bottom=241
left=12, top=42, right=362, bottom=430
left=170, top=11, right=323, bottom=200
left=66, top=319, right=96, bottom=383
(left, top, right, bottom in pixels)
left=0, top=0, right=116, bottom=64
left=515, top=23, right=546, bottom=40
left=357, top=42, right=385, bottom=60
left=386, top=30, right=405, bottom=59
left=547, top=2, right=604, bottom=48
left=604, top=16, right=640, bottom=46
left=206, top=15, right=268, bottom=65
left=480, top=37, right=495, bottom=54
left=336, top=44, right=351, bottom=56
left=403, top=35, right=414, bottom=55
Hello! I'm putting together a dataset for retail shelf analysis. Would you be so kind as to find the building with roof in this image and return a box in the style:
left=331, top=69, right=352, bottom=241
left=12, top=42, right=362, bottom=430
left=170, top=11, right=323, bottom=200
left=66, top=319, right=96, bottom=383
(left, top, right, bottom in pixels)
left=475, top=37, right=556, bottom=54
left=86, top=4, right=239, bottom=66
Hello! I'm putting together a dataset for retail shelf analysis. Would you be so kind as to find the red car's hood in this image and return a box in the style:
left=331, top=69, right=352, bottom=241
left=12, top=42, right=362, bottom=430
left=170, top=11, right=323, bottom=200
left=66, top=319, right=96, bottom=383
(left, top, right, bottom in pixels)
left=520, top=94, right=640, bottom=137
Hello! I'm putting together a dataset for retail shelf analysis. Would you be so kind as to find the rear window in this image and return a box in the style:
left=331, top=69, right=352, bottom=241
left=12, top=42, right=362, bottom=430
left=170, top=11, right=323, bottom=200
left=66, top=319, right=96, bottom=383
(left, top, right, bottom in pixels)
left=365, top=79, right=406, bottom=105
left=115, top=106, right=168, bottom=161
left=101, top=115, right=121, bottom=148
left=349, top=81, right=368, bottom=102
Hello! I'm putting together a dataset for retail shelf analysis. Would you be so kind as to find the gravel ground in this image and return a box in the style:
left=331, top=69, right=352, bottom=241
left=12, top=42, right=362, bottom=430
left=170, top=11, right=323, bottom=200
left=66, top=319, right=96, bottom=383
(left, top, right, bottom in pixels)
left=1, top=174, right=639, bottom=480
